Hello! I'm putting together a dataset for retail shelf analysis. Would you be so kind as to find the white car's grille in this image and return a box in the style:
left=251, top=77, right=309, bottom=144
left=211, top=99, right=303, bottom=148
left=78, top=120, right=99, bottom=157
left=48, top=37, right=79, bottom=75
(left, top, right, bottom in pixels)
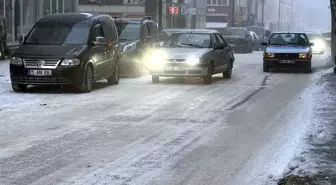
left=23, top=59, right=61, bottom=69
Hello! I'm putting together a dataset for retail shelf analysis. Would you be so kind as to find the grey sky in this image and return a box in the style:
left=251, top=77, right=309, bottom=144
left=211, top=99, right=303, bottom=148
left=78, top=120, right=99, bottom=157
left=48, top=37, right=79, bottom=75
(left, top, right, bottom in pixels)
left=300, top=0, right=330, bottom=31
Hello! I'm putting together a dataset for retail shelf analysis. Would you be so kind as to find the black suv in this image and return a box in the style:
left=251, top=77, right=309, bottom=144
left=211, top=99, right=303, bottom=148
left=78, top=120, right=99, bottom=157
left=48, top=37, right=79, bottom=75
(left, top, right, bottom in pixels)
left=10, top=13, right=120, bottom=93
left=222, top=27, right=253, bottom=53
left=115, top=17, right=159, bottom=77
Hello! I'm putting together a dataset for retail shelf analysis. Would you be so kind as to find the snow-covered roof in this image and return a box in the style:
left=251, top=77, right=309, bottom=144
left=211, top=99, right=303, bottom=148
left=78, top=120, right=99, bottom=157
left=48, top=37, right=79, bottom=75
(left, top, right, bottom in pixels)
left=205, top=22, right=227, bottom=28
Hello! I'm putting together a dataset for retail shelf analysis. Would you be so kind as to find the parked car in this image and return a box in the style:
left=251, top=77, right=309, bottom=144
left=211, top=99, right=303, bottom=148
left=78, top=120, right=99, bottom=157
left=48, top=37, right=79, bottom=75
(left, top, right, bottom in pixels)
left=262, top=32, right=314, bottom=73
left=246, top=26, right=267, bottom=41
left=222, top=27, right=253, bottom=53
left=305, top=31, right=326, bottom=54
left=115, top=17, right=159, bottom=77
left=10, top=13, right=120, bottom=93
left=149, top=29, right=235, bottom=84
left=250, top=31, right=262, bottom=51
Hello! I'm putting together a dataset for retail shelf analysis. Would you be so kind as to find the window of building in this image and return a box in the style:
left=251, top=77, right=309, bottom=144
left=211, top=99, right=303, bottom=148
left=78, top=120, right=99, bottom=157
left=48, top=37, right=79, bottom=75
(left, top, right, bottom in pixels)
left=206, top=0, right=229, bottom=6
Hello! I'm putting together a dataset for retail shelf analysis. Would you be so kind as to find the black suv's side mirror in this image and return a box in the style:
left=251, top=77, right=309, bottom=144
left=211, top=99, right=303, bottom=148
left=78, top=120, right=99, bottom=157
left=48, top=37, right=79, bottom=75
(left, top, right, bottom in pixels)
left=93, top=36, right=106, bottom=46
left=261, top=42, right=268, bottom=46
left=19, top=34, right=26, bottom=44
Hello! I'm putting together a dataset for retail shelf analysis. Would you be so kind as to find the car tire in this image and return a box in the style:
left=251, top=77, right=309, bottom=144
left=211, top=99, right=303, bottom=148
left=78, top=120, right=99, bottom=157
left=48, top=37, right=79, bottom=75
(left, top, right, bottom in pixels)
left=77, top=65, right=94, bottom=93
left=107, top=58, right=120, bottom=85
left=334, top=67, right=336, bottom=74
left=152, top=75, right=159, bottom=83
left=203, top=62, right=213, bottom=84
left=305, top=62, right=312, bottom=73
left=223, top=61, right=232, bottom=79
left=12, top=84, right=27, bottom=92
left=263, top=62, right=269, bottom=72
left=249, top=45, right=253, bottom=53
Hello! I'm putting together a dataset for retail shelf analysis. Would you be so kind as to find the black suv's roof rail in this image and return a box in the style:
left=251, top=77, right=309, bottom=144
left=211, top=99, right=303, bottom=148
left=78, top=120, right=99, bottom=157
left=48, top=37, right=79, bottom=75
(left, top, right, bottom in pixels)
left=141, top=16, right=151, bottom=23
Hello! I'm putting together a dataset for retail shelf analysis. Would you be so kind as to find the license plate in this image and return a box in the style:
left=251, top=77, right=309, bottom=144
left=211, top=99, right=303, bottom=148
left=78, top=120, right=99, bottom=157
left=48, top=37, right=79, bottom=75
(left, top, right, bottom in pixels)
left=279, top=60, right=295, bottom=64
left=165, top=67, right=183, bottom=71
left=28, top=70, right=52, bottom=76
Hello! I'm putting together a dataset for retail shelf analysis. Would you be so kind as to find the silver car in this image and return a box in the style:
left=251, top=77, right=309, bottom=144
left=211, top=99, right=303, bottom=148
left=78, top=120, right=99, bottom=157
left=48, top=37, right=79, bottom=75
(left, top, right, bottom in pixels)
left=148, top=29, right=235, bottom=84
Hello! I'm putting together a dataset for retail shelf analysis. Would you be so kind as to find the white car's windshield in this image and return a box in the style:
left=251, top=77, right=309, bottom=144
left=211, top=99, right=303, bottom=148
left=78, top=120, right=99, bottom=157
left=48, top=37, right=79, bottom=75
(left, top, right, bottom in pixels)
left=269, top=33, right=309, bottom=46
left=162, top=33, right=212, bottom=48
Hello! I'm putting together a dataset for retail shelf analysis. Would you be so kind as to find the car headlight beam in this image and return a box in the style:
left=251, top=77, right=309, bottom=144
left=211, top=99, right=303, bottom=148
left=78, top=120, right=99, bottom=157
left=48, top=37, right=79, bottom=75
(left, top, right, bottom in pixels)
left=299, top=53, right=308, bottom=58
left=264, top=53, right=275, bottom=58
left=185, top=56, right=200, bottom=66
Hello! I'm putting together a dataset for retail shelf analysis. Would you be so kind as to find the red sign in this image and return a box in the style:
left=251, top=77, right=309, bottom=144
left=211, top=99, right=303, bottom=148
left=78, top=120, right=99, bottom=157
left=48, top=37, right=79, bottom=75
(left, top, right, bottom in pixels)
left=169, top=6, right=179, bottom=15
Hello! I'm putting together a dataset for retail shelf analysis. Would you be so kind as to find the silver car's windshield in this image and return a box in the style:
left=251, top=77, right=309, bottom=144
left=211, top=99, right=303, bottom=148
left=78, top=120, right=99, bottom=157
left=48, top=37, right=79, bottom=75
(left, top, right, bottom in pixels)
left=162, top=33, right=212, bottom=48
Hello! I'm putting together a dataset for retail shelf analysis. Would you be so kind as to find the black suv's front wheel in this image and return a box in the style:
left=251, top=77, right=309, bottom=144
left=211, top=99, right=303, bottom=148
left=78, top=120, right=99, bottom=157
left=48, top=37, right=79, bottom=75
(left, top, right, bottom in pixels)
left=77, top=65, right=94, bottom=93
left=12, top=84, right=27, bottom=92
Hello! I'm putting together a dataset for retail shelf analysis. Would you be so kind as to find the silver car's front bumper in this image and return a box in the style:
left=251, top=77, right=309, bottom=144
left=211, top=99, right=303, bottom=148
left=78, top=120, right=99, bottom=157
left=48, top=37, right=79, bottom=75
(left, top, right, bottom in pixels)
left=149, top=66, right=208, bottom=77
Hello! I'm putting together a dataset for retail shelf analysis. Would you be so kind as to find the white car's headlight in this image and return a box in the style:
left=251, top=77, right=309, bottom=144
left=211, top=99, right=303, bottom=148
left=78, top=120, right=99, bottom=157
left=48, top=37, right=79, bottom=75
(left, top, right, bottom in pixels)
left=123, top=43, right=136, bottom=52
left=264, top=53, right=275, bottom=58
left=10, top=57, right=23, bottom=65
left=61, top=59, right=80, bottom=66
left=185, top=56, right=200, bottom=66
left=299, top=53, right=308, bottom=58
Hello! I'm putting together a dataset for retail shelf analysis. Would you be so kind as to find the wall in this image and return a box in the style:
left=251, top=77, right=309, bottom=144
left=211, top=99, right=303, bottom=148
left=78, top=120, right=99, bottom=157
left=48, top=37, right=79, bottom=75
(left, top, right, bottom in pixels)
left=1, top=0, right=77, bottom=44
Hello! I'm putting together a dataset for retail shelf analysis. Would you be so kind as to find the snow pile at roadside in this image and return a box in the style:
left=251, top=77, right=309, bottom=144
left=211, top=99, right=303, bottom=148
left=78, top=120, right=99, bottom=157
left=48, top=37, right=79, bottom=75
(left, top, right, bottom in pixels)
left=277, top=72, right=336, bottom=184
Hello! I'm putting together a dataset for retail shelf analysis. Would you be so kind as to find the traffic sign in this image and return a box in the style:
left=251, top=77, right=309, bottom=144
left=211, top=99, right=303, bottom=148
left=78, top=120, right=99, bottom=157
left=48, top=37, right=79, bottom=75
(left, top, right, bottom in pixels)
left=169, top=6, right=179, bottom=15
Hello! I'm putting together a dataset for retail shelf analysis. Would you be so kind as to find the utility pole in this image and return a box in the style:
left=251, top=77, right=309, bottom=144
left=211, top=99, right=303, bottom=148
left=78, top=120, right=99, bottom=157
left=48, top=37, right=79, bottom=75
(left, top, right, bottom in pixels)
left=289, top=0, right=293, bottom=30
left=261, top=0, right=265, bottom=26
left=158, top=0, right=163, bottom=31
left=191, top=0, right=197, bottom=29
left=277, top=0, right=281, bottom=31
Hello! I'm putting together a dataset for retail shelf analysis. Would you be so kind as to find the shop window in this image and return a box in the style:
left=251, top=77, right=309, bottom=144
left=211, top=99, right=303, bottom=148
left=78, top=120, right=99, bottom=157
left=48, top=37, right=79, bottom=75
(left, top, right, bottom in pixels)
left=207, top=0, right=229, bottom=6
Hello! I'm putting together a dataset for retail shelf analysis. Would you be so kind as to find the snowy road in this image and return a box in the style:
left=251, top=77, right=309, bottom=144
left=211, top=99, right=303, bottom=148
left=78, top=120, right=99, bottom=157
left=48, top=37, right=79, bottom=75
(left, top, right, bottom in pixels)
left=0, top=52, right=333, bottom=185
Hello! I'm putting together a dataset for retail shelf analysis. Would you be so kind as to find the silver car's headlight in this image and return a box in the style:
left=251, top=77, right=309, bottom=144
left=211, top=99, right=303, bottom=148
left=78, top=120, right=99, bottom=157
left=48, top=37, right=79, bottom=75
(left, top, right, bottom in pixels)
left=264, top=53, right=275, bottom=58
left=123, top=43, right=136, bottom=52
left=61, top=59, right=80, bottom=66
left=10, top=57, right=23, bottom=65
left=185, top=56, right=200, bottom=66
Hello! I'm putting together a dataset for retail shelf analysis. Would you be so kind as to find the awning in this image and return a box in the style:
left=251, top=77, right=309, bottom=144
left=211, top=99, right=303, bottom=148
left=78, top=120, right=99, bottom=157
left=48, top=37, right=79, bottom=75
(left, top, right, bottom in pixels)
left=205, top=22, right=228, bottom=28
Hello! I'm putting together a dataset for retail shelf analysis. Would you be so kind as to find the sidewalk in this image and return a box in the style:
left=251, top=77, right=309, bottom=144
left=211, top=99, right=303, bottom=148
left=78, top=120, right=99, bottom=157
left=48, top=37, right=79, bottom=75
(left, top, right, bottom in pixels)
left=279, top=72, right=336, bottom=185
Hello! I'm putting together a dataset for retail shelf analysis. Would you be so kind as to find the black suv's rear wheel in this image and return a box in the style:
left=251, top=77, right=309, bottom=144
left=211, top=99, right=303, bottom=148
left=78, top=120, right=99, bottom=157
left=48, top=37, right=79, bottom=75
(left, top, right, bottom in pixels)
left=107, top=59, right=120, bottom=85
left=77, top=65, right=93, bottom=93
left=12, top=84, right=27, bottom=92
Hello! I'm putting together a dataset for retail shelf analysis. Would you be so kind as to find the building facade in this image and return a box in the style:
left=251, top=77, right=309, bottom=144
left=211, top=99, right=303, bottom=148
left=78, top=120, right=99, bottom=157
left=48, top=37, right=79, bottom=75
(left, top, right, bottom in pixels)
left=78, top=0, right=145, bottom=18
left=206, top=0, right=233, bottom=28
left=1, top=0, right=78, bottom=44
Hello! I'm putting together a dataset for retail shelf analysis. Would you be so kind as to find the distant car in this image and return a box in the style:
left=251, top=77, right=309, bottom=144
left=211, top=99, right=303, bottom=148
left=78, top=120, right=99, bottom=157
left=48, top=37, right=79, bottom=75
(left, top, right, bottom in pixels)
left=222, top=27, right=253, bottom=53
left=156, top=28, right=193, bottom=47
left=10, top=13, right=120, bottom=93
left=250, top=31, right=262, bottom=51
left=149, top=29, right=235, bottom=84
left=262, top=32, right=314, bottom=73
left=305, top=31, right=326, bottom=54
left=115, top=17, right=159, bottom=77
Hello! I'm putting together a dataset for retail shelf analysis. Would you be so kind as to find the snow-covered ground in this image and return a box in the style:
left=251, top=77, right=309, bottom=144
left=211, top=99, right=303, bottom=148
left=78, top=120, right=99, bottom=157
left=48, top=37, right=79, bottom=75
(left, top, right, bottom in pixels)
left=0, top=51, right=334, bottom=185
